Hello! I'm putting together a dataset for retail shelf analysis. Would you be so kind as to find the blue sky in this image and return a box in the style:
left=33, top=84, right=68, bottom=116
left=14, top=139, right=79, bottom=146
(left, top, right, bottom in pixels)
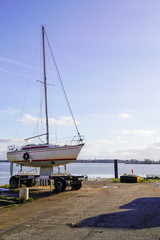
left=1, top=0, right=160, bottom=160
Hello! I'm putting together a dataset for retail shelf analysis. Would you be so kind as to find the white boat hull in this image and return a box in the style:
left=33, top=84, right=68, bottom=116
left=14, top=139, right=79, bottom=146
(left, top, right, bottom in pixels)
left=7, top=144, right=84, bottom=167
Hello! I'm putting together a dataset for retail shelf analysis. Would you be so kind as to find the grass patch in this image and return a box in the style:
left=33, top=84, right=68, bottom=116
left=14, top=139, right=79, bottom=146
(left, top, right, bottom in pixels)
left=140, top=178, right=160, bottom=183
left=0, top=195, right=34, bottom=209
left=0, top=196, right=20, bottom=201
left=0, top=196, right=9, bottom=200
left=19, top=197, right=34, bottom=204
left=0, top=184, right=10, bottom=189
left=110, top=178, right=120, bottom=182
left=4, top=204, right=19, bottom=208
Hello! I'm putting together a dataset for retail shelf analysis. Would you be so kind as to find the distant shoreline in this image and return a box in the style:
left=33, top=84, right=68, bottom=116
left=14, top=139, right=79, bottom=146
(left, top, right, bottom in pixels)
left=0, top=159, right=160, bottom=164
left=76, top=160, right=160, bottom=164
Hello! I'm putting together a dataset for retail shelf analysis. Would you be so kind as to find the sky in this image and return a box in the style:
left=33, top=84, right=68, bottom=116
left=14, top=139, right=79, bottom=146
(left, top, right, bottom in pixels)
left=1, top=0, right=160, bottom=160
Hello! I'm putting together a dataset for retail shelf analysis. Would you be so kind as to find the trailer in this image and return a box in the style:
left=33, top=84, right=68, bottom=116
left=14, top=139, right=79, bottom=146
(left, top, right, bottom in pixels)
left=49, top=174, right=84, bottom=192
left=9, top=174, right=39, bottom=189
left=9, top=173, right=85, bottom=193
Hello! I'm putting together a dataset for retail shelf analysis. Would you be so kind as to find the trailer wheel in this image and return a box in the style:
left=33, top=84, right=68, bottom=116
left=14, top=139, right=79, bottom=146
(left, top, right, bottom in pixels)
left=71, top=181, right=82, bottom=191
left=54, top=178, right=66, bottom=193
left=10, top=176, right=18, bottom=189
left=25, top=179, right=36, bottom=187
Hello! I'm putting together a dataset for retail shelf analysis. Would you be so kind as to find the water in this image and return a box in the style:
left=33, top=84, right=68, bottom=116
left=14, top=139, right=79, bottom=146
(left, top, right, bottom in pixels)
left=0, top=162, right=39, bottom=185
left=1, top=162, right=160, bottom=185
left=66, top=162, right=160, bottom=179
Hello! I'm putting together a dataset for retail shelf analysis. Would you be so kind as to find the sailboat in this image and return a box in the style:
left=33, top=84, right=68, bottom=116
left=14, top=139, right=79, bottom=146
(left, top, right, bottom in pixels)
left=7, top=26, right=84, bottom=168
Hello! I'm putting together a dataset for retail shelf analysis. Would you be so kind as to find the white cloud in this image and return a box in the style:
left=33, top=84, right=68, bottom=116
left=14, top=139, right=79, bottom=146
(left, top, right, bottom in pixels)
left=79, top=137, right=160, bottom=161
left=0, top=137, right=24, bottom=145
left=20, top=114, right=80, bottom=126
left=86, top=136, right=125, bottom=149
left=20, top=114, right=37, bottom=123
left=49, top=116, right=80, bottom=126
left=0, top=108, right=18, bottom=116
left=0, top=138, right=13, bottom=143
left=115, top=129, right=130, bottom=134
left=118, top=113, right=133, bottom=119
left=115, top=129, right=155, bottom=137
left=0, top=137, right=26, bottom=159
left=92, top=139, right=110, bottom=145
left=0, top=138, right=23, bottom=159
left=80, top=143, right=160, bottom=161
left=110, top=136, right=126, bottom=143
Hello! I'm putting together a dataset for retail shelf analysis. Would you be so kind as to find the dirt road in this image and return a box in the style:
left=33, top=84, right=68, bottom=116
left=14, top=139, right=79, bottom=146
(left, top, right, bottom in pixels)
left=0, top=180, right=160, bottom=240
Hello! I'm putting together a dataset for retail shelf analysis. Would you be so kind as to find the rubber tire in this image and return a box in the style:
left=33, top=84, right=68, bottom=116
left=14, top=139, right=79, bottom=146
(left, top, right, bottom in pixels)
left=10, top=176, right=18, bottom=189
left=25, top=179, right=35, bottom=187
left=71, top=182, right=82, bottom=191
left=54, top=178, right=66, bottom=193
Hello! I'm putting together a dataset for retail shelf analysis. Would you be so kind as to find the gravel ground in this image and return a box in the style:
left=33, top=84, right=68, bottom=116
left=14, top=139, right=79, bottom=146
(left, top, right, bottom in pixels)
left=0, top=180, right=160, bottom=240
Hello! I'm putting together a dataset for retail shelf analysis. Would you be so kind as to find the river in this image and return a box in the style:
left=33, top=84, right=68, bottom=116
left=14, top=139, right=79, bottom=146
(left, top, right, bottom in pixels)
left=1, top=161, right=160, bottom=185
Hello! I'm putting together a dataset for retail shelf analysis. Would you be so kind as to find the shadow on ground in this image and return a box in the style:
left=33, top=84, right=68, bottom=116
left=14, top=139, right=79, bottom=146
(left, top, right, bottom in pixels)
left=0, top=187, right=67, bottom=207
left=79, top=197, right=160, bottom=229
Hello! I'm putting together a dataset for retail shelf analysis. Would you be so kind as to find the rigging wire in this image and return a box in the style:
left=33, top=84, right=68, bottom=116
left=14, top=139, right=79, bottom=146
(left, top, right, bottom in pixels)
left=27, top=31, right=49, bottom=145
left=15, top=76, right=31, bottom=140
left=15, top=30, right=44, bottom=143
left=44, top=29, right=83, bottom=142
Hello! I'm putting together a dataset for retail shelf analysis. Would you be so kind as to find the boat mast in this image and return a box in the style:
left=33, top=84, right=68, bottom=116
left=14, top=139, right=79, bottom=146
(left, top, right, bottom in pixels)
left=42, top=25, right=49, bottom=144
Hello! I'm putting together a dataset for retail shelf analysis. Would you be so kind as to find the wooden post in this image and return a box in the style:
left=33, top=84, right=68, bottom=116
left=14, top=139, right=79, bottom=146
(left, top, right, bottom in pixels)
left=114, top=159, right=118, bottom=178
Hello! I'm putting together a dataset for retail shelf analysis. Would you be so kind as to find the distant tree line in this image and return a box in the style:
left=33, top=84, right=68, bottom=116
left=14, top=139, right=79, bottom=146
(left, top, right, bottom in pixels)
left=123, top=159, right=160, bottom=164
left=0, top=159, right=160, bottom=164
left=76, top=159, right=117, bottom=163
left=76, top=159, right=160, bottom=164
